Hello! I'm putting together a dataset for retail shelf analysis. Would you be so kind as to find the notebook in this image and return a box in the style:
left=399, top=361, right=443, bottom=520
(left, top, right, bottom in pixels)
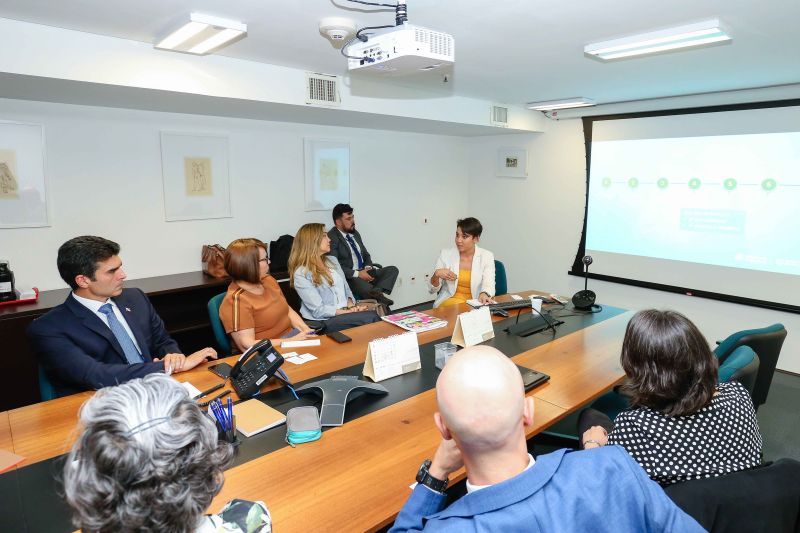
left=232, top=399, right=287, bottom=437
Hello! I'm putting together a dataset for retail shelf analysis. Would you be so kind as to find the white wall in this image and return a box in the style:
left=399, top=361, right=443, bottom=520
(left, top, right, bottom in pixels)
left=467, top=120, right=800, bottom=374
left=3, top=97, right=796, bottom=373
left=0, top=98, right=469, bottom=308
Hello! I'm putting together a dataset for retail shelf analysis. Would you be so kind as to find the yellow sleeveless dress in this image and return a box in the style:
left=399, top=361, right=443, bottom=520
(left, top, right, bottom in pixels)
left=441, top=269, right=471, bottom=307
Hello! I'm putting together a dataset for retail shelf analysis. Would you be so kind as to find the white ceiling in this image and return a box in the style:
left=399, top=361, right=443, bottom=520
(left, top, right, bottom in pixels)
left=1, top=0, right=798, bottom=106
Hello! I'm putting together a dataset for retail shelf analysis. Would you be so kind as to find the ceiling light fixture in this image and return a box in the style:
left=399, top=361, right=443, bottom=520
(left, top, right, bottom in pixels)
left=585, top=19, right=730, bottom=61
left=526, top=97, right=596, bottom=111
left=155, top=13, right=247, bottom=55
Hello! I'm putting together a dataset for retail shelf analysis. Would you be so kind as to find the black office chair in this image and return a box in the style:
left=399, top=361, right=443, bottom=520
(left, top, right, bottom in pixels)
left=664, top=459, right=800, bottom=532
left=714, top=324, right=787, bottom=410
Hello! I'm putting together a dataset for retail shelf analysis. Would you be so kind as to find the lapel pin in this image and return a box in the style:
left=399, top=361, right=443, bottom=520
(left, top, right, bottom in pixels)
left=125, top=307, right=132, bottom=312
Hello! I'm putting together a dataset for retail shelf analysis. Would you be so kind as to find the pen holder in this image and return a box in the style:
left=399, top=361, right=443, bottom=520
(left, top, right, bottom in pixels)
left=216, top=415, right=240, bottom=446
left=434, top=342, right=458, bottom=370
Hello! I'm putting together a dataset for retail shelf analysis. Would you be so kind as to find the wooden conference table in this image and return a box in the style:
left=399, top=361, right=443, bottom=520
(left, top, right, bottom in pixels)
left=0, top=292, right=631, bottom=532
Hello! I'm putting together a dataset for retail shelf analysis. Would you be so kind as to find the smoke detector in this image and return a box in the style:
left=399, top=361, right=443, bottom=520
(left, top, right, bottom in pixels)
left=319, top=17, right=357, bottom=48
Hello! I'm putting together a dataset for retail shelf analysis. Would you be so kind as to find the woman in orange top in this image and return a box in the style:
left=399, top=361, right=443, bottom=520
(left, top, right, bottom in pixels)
left=428, top=218, right=496, bottom=308
left=219, top=238, right=315, bottom=353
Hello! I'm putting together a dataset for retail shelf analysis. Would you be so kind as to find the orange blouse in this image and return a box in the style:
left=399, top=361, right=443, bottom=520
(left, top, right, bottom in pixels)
left=219, top=276, right=293, bottom=339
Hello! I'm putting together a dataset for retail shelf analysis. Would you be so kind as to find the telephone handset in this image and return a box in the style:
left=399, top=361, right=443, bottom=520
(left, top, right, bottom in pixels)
left=228, top=339, right=285, bottom=400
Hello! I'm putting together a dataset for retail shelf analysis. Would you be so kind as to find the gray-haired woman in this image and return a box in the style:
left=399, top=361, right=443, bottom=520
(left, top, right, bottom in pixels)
left=63, top=373, right=272, bottom=532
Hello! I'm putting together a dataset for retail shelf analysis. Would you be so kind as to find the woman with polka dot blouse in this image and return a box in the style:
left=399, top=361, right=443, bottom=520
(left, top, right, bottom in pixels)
left=580, top=309, right=763, bottom=486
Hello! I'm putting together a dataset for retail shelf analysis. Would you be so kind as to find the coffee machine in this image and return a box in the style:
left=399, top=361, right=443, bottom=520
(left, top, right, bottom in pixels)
left=0, top=260, right=15, bottom=302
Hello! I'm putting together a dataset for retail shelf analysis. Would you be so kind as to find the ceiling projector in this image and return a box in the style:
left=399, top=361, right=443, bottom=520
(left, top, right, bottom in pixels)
left=347, top=23, right=454, bottom=75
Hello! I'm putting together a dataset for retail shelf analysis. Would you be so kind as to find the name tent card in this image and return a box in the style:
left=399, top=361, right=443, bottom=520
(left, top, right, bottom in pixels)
left=451, top=306, right=494, bottom=347
left=363, top=331, right=421, bottom=382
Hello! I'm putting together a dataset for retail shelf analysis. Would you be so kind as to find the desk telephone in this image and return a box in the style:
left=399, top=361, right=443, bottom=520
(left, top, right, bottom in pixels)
left=228, top=339, right=285, bottom=399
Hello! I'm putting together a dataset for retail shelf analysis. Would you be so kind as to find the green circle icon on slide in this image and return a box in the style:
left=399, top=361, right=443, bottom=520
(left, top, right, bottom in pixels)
left=628, top=177, right=639, bottom=188
left=724, top=178, right=737, bottom=190
left=762, top=178, right=777, bottom=191
left=602, top=177, right=612, bottom=187
left=688, top=178, right=701, bottom=190
left=657, top=178, right=669, bottom=189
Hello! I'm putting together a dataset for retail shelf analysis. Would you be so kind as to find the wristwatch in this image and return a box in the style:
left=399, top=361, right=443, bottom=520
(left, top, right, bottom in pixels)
left=416, top=459, right=448, bottom=493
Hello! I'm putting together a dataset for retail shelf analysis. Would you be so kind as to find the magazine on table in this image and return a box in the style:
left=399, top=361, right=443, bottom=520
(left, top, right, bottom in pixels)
left=381, top=310, right=448, bottom=332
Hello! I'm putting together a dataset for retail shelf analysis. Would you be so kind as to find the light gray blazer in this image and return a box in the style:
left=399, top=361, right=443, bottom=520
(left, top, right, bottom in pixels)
left=293, top=258, right=355, bottom=320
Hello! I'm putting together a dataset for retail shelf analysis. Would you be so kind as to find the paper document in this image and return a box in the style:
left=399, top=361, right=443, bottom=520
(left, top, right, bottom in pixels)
left=180, top=381, right=202, bottom=398
left=285, top=353, right=318, bottom=365
left=281, top=339, right=321, bottom=348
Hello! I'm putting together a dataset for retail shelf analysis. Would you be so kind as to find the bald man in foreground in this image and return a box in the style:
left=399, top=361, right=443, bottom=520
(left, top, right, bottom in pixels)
left=389, top=346, right=703, bottom=532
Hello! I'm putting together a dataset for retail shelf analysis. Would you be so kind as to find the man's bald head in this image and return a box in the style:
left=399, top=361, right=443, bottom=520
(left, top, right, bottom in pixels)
left=436, top=346, right=527, bottom=452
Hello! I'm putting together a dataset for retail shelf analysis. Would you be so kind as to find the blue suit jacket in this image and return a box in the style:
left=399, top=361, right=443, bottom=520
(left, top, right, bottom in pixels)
left=27, top=288, right=178, bottom=397
left=390, top=446, right=704, bottom=533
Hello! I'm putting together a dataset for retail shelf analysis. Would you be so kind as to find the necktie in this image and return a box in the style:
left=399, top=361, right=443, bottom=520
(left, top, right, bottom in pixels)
left=345, top=234, right=365, bottom=270
left=99, top=303, right=143, bottom=364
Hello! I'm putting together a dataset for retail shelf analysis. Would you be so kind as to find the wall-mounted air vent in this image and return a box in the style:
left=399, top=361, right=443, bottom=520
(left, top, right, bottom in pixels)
left=491, top=105, right=509, bottom=127
left=306, top=72, right=341, bottom=106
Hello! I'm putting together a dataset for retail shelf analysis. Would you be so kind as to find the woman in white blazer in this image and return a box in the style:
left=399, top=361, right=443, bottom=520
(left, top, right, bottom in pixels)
left=428, top=217, right=496, bottom=308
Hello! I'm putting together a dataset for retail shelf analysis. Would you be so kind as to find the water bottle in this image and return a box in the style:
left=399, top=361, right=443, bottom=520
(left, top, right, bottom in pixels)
left=0, top=260, right=15, bottom=302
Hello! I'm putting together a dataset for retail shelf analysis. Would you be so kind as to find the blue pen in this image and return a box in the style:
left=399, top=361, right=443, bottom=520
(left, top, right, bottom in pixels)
left=217, top=400, right=228, bottom=431
left=210, top=401, right=222, bottom=429
left=212, top=401, right=227, bottom=431
left=227, top=397, right=233, bottom=428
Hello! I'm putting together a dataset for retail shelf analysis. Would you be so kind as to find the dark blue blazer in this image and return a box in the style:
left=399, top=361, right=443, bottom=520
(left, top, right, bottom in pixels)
left=27, top=288, right=179, bottom=397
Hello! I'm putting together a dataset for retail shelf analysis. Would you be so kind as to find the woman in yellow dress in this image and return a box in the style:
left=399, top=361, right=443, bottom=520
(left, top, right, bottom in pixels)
left=428, top=217, right=496, bottom=308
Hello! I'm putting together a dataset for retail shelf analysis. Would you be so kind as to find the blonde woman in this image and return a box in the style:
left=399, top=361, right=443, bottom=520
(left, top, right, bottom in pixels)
left=289, top=223, right=380, bottom=333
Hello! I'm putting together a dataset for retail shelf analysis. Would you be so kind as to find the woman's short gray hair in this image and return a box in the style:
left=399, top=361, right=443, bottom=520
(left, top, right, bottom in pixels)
left=63, top=373, right=234, bottom=532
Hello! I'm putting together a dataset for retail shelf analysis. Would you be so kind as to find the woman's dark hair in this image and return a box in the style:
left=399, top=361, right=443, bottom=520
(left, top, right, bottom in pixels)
left=225, top=238, right=267, bottom=284
left=57, top=236, right=120, bottom=289
left=457, top=217, right=483, bottom=238
left=619, top=309, right=718, bottom=417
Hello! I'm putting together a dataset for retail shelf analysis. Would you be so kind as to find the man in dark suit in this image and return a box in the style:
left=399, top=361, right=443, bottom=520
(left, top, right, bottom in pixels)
left=28, top=236, right=217, bottom=397
left=327, top=203, right=399, bottom=306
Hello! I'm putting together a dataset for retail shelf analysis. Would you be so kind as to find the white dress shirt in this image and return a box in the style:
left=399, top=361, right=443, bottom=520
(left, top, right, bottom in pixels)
left=466, top=454, right=536, bottom=493
left=71, top=292, right=142, bottom=353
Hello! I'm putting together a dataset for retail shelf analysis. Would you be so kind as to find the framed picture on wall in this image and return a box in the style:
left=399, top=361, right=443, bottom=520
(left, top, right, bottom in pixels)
left=496, top=147, right=528, bottom=178
left=304, top=138, right=350, bottom=211
left=0, top=121, right=49, bottom=228
left=160, top=132, right=232, bottom=221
